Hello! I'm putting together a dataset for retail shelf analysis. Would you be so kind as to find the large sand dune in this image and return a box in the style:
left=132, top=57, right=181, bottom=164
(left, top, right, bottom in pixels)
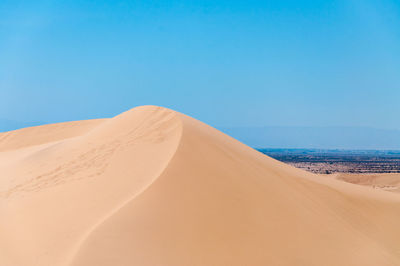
left=1, top=106, right=400, bottom=266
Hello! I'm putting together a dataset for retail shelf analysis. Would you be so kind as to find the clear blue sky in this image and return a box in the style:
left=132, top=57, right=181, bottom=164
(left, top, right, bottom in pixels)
left=1, top=0, right=399, bottom=130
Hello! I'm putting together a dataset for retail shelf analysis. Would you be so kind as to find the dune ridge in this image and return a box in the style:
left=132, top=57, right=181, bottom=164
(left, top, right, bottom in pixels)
left=1, top=106, right=400, bottom=266
left=0, top=119, right=107, bottom=152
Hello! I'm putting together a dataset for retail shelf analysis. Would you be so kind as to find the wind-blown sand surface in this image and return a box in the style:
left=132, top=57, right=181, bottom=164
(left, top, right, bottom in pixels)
left=1, top=105, right=400, bottom=266
left=334, top=173, right=400, bottom=194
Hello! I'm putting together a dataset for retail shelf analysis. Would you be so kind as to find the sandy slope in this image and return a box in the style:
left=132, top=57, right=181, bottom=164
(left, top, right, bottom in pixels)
left=1, top=106, right=400, bottom=266
left=334, top=173, right=400, bottom=193
left=0, top=119, right=107, bottom=152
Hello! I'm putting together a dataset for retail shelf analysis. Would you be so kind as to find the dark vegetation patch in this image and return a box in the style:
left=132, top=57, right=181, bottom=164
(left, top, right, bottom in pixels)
left=258, top=149, right=400, bottom=174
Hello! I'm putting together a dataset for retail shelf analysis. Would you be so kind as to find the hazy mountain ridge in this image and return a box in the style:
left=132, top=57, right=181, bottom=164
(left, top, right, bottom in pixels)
left=221, top=126, right=400, bottom=150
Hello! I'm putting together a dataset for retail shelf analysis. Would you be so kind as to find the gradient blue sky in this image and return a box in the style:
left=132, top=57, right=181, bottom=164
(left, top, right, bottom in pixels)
left=1, top=0, right=399, bottom=130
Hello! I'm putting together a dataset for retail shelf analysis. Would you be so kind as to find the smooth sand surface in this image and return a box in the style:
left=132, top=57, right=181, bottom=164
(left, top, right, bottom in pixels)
left=334, top=173, right=400, bottom=193
left=1, top=106, right=400, bottom=266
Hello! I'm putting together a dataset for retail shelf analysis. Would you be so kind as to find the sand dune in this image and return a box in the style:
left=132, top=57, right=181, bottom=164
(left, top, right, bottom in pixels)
left=1, top=106, right=400, bottom=266
left=0, top=119, right=107, bottom=152
left=334, top=173, right=400, bottom=193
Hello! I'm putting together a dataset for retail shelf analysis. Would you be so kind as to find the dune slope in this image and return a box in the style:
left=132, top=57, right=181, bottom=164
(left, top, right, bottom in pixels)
left=1, top=106, right=400, bottom=266
left=335, top=173, right=400, bottom=193
left=0, top=119, right=107, bottom=152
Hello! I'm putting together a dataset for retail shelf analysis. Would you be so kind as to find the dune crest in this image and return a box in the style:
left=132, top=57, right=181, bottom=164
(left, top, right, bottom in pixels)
left=1, top=106, right=400, bottom=266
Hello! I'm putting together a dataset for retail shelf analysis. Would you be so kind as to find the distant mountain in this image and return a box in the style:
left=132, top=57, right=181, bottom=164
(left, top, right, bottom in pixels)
left=220, top=126, right=400, bottom=150
left=0, top=119, right=44, bottom=132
